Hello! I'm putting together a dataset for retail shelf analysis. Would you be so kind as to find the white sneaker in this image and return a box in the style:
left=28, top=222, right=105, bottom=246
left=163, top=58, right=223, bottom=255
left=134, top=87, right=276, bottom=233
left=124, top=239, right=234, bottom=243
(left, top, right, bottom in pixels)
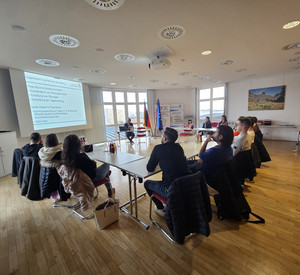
left=154, top=205, right=165, bottom=217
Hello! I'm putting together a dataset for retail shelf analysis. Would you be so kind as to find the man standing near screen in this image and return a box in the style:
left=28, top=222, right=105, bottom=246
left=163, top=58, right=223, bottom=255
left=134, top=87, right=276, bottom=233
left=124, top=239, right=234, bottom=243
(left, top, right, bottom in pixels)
left=124, top=118, right=135, bottom=144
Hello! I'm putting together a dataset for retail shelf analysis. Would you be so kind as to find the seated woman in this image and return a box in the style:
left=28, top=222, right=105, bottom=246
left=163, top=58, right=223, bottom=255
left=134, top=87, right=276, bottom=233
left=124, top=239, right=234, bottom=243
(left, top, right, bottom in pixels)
left=57, top=135, right=113, bottom=211
left=38, top=133, right=64, bottom=202
left=218, top=115, right=228, bottom=126
left=199, top=116, right=212, bottom=135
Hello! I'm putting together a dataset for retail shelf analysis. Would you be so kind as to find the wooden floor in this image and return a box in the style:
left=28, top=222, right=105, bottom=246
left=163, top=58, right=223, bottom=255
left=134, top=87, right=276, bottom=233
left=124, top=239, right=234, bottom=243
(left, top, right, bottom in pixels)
left=1, top=139, right=300, bottom=274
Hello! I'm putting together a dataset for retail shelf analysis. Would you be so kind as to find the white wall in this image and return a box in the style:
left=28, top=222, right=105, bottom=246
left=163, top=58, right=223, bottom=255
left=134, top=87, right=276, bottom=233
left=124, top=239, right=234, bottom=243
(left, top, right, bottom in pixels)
left=0, top=69, right=19, bottom=132
left=155, top=88, right=196, bottom=118
left=227, top=71, right=300, bottom=141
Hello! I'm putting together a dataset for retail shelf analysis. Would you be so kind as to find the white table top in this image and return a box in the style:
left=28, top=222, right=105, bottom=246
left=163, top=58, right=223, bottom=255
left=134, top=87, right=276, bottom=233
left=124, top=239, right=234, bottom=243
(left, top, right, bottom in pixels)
left=87, top=150, right=145, bottom=167
left=172, top=127, right=217, bottom=132
left=118, top=157, right=161, bottom=179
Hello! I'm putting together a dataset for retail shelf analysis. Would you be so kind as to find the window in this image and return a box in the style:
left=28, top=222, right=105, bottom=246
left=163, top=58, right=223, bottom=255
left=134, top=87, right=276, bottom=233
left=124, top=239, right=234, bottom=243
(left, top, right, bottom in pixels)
left=102, top=90, right=147, bottom=140
left=198, top=86, right=225, bottom=126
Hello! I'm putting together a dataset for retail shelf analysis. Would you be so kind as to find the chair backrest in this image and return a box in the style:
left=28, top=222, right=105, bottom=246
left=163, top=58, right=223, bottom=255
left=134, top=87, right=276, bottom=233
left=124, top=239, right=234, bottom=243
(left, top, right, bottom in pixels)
left=19, top=157, right=41, bottom=200
left=211, top=122, right=218, bottom=127
left=183, top=129, right=192, bottom=133
left=165, top=171, right=211, bottom=243
left=233, top=150, right=256, bottom=180
left=137, top=127, right=146, bottom=136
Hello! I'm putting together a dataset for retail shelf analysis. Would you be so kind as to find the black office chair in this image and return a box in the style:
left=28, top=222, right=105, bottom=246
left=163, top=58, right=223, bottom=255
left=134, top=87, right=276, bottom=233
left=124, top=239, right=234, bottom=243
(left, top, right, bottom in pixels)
left=18, top=157, right=42, bottom=200
left=149, top=171, right=211, bottom=244
left=233, top=150, right=257, bottom=185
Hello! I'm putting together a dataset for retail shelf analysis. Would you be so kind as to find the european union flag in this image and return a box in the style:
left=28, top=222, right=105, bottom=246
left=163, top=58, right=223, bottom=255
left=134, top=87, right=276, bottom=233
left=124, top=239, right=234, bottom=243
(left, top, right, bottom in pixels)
left=156, top=98, right=163, bottom=131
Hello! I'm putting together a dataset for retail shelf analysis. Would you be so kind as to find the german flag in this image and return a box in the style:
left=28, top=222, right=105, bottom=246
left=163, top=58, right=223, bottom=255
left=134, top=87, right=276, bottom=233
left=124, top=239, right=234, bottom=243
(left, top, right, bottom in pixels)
left=143, top=101, right=151, bottom=128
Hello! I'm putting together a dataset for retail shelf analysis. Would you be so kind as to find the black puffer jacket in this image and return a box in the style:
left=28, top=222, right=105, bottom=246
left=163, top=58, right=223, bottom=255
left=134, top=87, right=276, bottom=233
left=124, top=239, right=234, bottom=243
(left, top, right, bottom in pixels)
left=38, top=144, right=62, bottom=198
left=165, top=171, right=211, bottom=244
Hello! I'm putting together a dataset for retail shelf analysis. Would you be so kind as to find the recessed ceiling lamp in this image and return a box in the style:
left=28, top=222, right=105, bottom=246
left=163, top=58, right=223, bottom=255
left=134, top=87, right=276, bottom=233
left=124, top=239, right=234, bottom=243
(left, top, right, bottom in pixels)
left=158, top=25, right=186, bottom=40
left=49, top=34, right=80, bottom=48
left=95, top=48, right=104, bottom=53
left=91, top=69, right=106, bottom=74
left=85, top=0, right=125, bottom=11
left=198, top=76, right=209, bottom=80
left=114, top=53, right=135, bottom=62
left=128, top=76, right=135, bottom=79
left=72, top=66, right=79, bottom=69
left=283, top=21, right=300, bottom=29
left=150, top=79, right=158, bottom=82
left=73, top=78, right=86, bottom=82
left=202, top=50, right=212, bottom=56
left=128, top=84, right=137, bottom=88
left=282, top=42, right=300, bottom=50
left=35, top=59, right=60, bottom=66
left=235, top=68, right=247, bottom=73
left=110, top=82, right=116, bottom=85
left=11, top=25, right=26, bottom=32
left=288, top=56, right=300, bottom=62
left=178, top=72, right=191, bottom=76
left=219, top=60, right=234, bottom=66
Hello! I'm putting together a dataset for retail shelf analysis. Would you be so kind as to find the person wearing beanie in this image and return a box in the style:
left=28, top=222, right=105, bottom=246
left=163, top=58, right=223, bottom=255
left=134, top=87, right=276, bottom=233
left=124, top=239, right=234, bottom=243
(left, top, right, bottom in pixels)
left=144, top=127, right=188, bottom=217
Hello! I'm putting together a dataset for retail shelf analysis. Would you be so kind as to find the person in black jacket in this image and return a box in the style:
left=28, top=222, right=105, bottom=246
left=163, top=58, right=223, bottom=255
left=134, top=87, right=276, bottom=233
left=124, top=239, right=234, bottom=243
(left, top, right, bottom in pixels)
left=22, top=132, right=43, bottom=158
left=61, top=135, right=113, bottom=197
left=144, top=127, right=188, bottom=216
left=124, top=118, right=135, bottom=144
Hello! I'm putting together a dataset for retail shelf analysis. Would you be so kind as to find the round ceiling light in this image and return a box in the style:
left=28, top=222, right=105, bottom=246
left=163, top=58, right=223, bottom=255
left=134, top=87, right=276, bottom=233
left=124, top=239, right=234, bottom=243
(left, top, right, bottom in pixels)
left=282, top=42, right=300, bottom=50
left=35, top=59, right=60, bottom=66
left=11, top=25, right=26, bottom=32
left=73, top=78, right=87, bottom=82
left=202, top=50, right=212, bottom=56
left=219, top=60, right=234, bottom=66
left=85, top=0, right=125, bottom=10
left=91, top=69, right=106, bottom=74
left=283, top=21, right=300, bottom=29
left=235, top=68, right=247, bottom=73
left=198, top=76, right=210, bottom=80
left=49, top=34, right=80, bottom=48
left=114, top=53, right=135, bottom=62
left=178, top=72, right=191, bottom=76
left=288, top=56, right=300, bottom=62
left=150, top=79, right=158, bottom=82
left=158, top=25, right=186, bottom=40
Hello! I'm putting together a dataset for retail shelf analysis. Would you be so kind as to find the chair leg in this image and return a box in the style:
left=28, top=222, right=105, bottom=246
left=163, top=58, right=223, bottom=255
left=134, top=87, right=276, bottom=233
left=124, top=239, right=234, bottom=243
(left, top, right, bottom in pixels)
left=149, top=196, right=176, bottom=243
left=72, top=203, right=94, bottom=219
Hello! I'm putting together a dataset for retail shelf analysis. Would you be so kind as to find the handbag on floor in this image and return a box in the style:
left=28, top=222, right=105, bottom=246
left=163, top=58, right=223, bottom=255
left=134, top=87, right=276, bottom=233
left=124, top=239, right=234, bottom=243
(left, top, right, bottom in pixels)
left=94, top=198, right=119, bottom=229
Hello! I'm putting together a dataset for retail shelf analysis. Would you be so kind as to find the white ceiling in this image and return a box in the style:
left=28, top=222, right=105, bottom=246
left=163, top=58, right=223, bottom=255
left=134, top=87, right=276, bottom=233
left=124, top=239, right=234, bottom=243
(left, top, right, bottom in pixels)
left=0, top=0, right=300, bottom=90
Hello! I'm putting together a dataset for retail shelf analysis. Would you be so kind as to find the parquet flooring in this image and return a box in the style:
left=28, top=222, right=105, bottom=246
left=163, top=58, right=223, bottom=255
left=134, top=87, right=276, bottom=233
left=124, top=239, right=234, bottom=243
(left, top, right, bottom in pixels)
left=0, top=139, right=299, bottom=274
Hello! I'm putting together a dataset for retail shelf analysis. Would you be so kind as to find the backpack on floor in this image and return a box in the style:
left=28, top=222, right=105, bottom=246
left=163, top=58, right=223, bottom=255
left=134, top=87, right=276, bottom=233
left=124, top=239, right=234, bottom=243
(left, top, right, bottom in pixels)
left=214, top=192, right=265, bottom=224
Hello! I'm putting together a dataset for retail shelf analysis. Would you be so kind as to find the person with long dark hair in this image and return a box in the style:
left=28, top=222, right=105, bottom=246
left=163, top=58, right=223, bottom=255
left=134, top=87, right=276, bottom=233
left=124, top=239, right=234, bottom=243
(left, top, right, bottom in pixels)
left=60, top=134, right=112, bottom=196
left=218, top=115, right=228, bottom=126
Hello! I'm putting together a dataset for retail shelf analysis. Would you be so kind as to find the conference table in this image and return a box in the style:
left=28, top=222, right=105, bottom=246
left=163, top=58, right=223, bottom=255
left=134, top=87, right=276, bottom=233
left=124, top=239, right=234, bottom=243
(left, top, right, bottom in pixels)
left=87, top=149, right=160, bottom=229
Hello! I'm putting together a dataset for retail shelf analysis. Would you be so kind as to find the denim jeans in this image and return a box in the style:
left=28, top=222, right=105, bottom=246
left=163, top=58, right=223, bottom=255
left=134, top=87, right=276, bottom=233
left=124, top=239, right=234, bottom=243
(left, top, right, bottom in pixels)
left=93, top=163, right=111, bottom=190
left=144, top=180, right=168, bottom=209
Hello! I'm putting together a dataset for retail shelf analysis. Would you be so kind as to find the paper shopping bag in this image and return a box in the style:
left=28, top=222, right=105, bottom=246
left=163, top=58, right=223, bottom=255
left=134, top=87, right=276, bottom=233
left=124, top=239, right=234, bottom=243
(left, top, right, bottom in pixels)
left=94, top=198, right=119, bottom=229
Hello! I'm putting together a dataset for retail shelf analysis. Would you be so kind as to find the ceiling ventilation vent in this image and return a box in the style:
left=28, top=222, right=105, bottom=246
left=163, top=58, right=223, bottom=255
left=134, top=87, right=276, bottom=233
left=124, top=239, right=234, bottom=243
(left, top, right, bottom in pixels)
left=158, top=25, right=186, bottom=40
left=85, top=0, right=125, bottom=10
left=49, top=34, right=80, bottom=48
left=282, top=42, right=300, bottom=50
left=35, top=59, right=60, bottom=66
left=114, top=53, right=135, bottom=62
left=288, top=56, right=300, bottom=62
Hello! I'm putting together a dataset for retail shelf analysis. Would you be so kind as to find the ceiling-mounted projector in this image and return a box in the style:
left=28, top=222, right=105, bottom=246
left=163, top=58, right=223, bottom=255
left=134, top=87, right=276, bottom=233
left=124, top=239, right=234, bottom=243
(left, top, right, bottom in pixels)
left=149, top=57, right=171, bottom=70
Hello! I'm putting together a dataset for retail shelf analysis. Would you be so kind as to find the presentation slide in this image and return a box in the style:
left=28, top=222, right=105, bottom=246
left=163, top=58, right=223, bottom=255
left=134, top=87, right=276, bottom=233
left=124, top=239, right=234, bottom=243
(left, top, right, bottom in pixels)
left=24, top=72, right=87, bottom=130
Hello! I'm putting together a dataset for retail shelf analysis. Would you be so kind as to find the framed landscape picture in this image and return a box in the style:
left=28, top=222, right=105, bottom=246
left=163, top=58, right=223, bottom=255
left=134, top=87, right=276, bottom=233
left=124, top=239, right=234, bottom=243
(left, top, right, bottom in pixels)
left=248, top=85, right=286, bottom=111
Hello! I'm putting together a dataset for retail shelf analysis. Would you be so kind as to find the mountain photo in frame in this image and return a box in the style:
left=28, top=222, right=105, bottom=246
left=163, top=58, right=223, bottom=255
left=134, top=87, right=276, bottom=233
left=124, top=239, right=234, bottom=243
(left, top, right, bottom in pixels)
left=248, top=85, right=286, bottom=111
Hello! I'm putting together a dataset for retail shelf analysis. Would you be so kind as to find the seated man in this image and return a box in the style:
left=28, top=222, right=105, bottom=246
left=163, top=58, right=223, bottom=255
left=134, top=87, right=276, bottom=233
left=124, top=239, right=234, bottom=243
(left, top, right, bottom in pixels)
left=22, top=132, right=43, bottom=158
left=188, top=125, right=234, bottom=182
left=232, top=116, right=252, bottom=156
left=124, top=118, right=135, bottom=144
left=144, top=127, right=188, bottom=216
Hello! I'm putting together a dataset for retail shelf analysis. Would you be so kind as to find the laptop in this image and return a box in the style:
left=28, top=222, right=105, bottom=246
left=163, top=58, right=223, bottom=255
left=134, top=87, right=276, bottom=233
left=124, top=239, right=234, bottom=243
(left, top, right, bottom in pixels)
left=119, top=126, right=128, bottom=131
